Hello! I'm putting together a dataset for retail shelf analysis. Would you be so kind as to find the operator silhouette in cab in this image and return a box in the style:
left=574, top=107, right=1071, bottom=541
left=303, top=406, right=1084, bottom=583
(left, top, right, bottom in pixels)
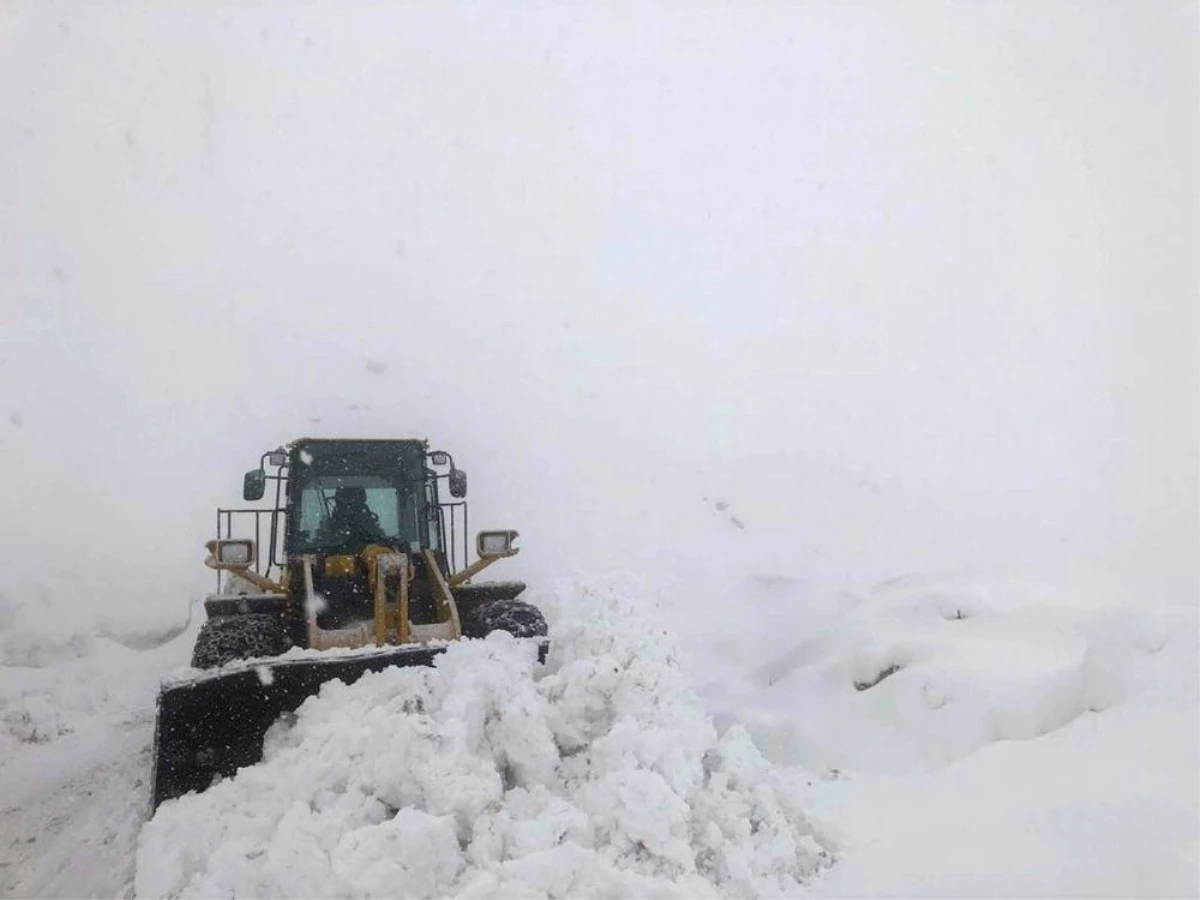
left=321, top=485, right=386, bottom=546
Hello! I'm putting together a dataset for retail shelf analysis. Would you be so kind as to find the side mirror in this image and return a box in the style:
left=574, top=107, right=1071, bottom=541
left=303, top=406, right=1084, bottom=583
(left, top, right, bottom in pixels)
left=448, top=468, right=467, bottom=498
left=243, top=469, right=266, bottom=501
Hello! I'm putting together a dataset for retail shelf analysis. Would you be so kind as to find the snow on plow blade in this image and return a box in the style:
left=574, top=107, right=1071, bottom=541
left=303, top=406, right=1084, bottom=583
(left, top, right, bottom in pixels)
left=151, top=640, right=549, bottom=809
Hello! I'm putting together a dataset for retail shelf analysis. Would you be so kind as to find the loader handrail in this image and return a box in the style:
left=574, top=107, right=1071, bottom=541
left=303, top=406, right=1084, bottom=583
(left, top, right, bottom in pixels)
left=215, top=507, right=286, bottom=588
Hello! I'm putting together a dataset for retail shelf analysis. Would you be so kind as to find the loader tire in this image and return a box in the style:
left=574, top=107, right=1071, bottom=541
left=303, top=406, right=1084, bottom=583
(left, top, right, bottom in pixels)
left=459, top=599, right=548, bottom=640
left=191, top=614, right=291, bottom=669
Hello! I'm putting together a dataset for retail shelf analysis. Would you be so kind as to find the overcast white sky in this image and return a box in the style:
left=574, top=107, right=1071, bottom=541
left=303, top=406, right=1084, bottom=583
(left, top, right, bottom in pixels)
left=1, top=1, right=1196, bottom=625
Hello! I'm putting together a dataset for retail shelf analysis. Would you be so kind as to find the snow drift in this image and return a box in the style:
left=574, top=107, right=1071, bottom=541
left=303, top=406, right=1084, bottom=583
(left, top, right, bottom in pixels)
left=135, top=578, right=832, bottom=898
left=664, top=569, right=1199, bottom=898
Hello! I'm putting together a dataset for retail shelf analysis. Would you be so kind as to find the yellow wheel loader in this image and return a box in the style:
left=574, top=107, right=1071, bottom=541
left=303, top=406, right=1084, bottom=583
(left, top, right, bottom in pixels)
left=151, top=438, right=546, bottom=808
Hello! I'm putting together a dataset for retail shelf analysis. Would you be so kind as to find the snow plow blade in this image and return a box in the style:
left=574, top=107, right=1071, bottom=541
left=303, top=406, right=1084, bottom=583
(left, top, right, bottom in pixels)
left=151, top=639, right=549, bottom=809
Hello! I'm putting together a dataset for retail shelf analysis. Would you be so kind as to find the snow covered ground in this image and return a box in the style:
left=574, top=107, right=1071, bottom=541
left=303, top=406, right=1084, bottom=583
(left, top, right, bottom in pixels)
left=0, top=567, right=1195, bottom=898
left=0, top=593, right=195, bottom=899
left=665, top=570, right=1199, bottom=898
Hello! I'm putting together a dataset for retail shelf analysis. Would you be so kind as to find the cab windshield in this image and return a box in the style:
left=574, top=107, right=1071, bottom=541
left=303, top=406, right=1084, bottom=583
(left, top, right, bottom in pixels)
left=289, top=442, right=439, bottom=554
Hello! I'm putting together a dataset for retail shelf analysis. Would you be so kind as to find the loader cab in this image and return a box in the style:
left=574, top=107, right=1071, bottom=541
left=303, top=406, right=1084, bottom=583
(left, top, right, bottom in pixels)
left=224, top=437, right=472, bottom=584
left=287, top=440, right=434, bottom=556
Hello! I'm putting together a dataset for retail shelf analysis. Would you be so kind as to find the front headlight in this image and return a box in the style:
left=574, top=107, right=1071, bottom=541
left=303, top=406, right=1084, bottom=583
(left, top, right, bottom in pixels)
left=205, top=539, right=256, bottom=569
left=476, top=530, right=519, bottom=558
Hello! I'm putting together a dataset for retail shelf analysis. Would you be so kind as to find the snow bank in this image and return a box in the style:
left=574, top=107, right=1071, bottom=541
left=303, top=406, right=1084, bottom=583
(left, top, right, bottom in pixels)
left=663, top=569, right=1199, bottom=897
left=676, top=570, right=1198, bottom=776
left=0, top=583, right=197, bottom=755
left=0, top=569, right=195, bottom=661
left=136, top=575, right=831, bottom=899
left=0, top=577, right=200, bottom=899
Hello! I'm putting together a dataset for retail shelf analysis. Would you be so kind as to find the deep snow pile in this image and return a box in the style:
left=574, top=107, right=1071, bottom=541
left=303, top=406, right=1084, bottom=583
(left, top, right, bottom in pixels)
left=135, top=577, right=831, bottom=899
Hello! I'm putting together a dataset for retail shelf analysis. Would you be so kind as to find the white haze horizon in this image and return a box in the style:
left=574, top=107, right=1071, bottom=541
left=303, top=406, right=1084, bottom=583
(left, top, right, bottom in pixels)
left=1, top=1, right=1196, bottom=633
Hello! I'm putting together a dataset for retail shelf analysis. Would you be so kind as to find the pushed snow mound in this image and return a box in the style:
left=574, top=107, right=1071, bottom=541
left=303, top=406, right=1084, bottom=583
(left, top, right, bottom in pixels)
left=136, top=577, right=831, bottom=899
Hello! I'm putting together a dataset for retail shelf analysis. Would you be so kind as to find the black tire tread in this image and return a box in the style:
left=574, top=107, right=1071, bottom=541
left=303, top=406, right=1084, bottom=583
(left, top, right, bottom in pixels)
left=459, top=599, right=548, bottom=640
left=191, top=614, right=292, bottom=669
